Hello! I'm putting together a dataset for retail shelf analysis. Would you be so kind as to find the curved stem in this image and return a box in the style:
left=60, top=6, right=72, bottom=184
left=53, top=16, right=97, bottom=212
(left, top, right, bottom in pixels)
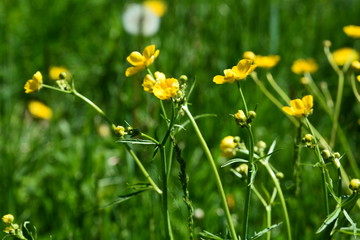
left=261, top=160, right=292, bottom=240
left=266, top=72, right=290, bottom=104
left=237, top=81, right=248, bottom=115
left=351, top=74, right=360, bottom=102
left=305, top=118, right=330, bottom=215
left=124, top=144, right=163, bottom=194
left=182, top=104, right=238, bottom=240
left=329, top=70, right=344, bottom=148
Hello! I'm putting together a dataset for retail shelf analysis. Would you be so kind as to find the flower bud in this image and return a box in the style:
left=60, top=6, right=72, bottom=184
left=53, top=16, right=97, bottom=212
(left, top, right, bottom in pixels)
left=114, top=125, right=126, bottom=137
left=333, top=152, right=341, bottom=159
left=323, top=40, right=332, bottom=48
left=300, top=77, right=309, bottom=85
left=256, top=140, right=266, bottom=152
left=276, top=172, right=284, bottom=179
left=234, top=110, right=247, bottom=127
left=2, top=214, right=14, bottom=224
left=349, top=178, right=360, bottom=191
left=179, top=75, right=188, bottom=82
left=248, top=110, right=256, bottom=119
left=236, top=163, right=248, bottom=175
left=321, top=149, right=331, bottom=159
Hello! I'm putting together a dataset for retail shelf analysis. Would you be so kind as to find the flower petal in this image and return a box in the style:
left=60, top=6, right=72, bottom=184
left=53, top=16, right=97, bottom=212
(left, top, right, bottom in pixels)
left=127, top=51, right=145, bottom=66
left=143, top=45, right=156, bottom=59
left=125, top=66, right=145, bottom=77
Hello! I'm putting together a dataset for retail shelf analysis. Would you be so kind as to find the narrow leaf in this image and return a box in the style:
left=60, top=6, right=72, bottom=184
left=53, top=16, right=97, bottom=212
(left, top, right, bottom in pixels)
left=249, top=222, right=282, bottom=240
left=221, top=158, right=248, bottom=168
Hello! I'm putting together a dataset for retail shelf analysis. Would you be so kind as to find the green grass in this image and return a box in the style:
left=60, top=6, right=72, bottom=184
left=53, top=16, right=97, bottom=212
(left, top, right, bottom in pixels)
left=1, top=0, right=360, bottom=239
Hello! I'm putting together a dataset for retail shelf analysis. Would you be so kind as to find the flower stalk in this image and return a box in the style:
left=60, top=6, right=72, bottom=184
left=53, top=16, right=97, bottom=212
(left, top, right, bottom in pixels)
left=181, top=104, right=238, bottom=240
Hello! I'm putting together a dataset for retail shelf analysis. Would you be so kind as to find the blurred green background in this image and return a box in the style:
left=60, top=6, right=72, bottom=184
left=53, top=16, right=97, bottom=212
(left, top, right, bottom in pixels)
left=1, top=0, right=360, bottom=239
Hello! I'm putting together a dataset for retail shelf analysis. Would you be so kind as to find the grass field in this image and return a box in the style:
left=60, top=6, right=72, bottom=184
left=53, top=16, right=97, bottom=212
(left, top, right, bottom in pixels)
left=1, top=0, right=360, bottom=239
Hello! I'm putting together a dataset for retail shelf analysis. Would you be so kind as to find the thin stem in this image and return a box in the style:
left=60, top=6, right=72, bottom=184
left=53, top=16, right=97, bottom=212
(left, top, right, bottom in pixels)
left=124, top=144, right=163, bottom=194
left=243, top=127, right=255, bottom=240
left=159, top=145, right=173, bottom=240
left=329, top=69, right=344, bottom=148
left=72, top=89, right=113, bottom=126
left=293, top=121, right=302, bottom=197
left=42, top=84, right=72, bottom=94
left=266, top=72, right=290, bottom=104
left=260, top=160, right=292, bottom=240
left=237, top=81, right=248, bottom=115
left=304, top=73, right=332, bottom=115
left=250, top=73, right=299, bottom=126
left=351, top=74, right=360, bottom=102
left=305, top=118, right=330, bottom=215
left=182, top=104, right=238, bottom=240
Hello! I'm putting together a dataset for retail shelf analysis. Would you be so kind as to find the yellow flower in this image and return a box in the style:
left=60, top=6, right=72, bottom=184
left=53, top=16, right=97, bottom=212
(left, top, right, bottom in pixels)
left=254, top=55, right=281, bottom=68
left=213, top=59, right=256, bottom=84
left=153, top=77, right=179, bottom=100
left=220, top=136, right=237, bottom=158
left=2, top=214, right=14, bottom=224
left=282, top=95, right=313, bottom=118
left=291, top=58, right=319, bottom=75
left=142, top=71, right=165, bottom=93
left=49, top=66, right=69, bottom=80
left=343, top=25, right=360, bottom=38
left=357, top=75, right=360, bottom=82
left=332, top=47, right=359, bottom=66
left=28, top=101, right=53, bottom=120
left=125, top=45, right=160, bottom=77
left=24, top=71, right=43, bottom=93
left=144, top=0, right=167, bottom=17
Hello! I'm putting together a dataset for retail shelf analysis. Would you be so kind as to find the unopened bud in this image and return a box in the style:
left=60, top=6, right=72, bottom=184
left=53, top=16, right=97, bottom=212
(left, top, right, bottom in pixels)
left=349, top=179, right=360, bottom=191
left=179, top=75, right=188, bottom=82
left=248, top=110, right=256, bottom=119
left=276, top=172, right=284, bottom=179
left=236, top=163, right=248, bottom=175
left=321, top=149, right=331, bottom=159
left=323, top=40, right=332, bottom=48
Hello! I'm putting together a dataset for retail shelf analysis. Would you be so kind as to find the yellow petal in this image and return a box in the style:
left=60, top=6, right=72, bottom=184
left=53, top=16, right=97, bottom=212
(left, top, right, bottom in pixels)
left=143, top=45, right=156, bottom=59
left=125, top=66, right=145, bottom=77
left=282, top=106, right=295, bottom=115
left=127, top=52, right=145, bottom=66
left=302, top=95, right=313, bottom=110
left=290, top=99, right=304, bottom=111
left=28, top=101, right=53, bottom=120
left=213, top=75, right=226, bottom=84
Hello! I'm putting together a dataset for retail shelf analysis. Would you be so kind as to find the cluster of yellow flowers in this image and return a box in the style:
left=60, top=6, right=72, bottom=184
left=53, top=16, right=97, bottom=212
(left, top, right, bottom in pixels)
left=125, top=45, right=180, bottom=100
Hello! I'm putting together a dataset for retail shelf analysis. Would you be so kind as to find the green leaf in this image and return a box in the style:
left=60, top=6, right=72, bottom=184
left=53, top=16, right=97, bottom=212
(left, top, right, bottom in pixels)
left=117, top=139, right=157, bottom=145
left=221, top=158, right=248, bottom=168
left=199, top=230, right=226, bottom=240
left=22, top=221, right=37, bottom=240
left=316, top=207, right=341, bottom=234
left=249, top=222, right=282, bottom=240
left=102, top=187, right=152, bottom=208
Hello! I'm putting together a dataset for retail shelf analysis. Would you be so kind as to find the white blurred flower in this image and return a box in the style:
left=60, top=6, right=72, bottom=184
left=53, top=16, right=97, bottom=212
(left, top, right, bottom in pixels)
left=122, top=3, right=160, bottom=36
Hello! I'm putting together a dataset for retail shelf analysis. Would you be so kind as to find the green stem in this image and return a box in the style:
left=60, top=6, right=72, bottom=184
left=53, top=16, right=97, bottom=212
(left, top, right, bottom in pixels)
left=351, top=74, right=360, bottom=102
left=304, top=73, right=332, bottom=115
left=42, top=84, right=72, bottom=94
left=329, top=69, right=344, bottom=148
left=305, top=118, right=330, bottom=215
left=72, top=89, right=113, bottom=126
left=261, top=160, right=292, bottom=240
left=124, top=144, right=163, bottom=194
left=237, top=81, right=248, bottom=115
left=243, top=127, right=255, bottom=240
left=182, top=104, right=238, bottom=240
left=266, top=72, right=290, bottom=104
left=293, top=121, right=303, bottom=197
left=250, top=73, right=299, bottom=126
left=160, top=145, right=173, bottom=240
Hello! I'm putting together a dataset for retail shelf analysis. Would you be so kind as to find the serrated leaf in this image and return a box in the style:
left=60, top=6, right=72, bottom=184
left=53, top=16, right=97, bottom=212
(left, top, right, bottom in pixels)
left=221, top=158, right=248, bottom=168
left=249, top=222, right=282, bottom=240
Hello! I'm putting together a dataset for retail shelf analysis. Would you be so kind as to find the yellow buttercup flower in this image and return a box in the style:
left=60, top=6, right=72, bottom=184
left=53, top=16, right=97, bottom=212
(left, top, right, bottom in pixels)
left=351, top=61, right=360, bottom=70
left=144, top=0, right=167, bottom=17
left=142, top=71, right=165, bottom=93
left=291, top=58, right=319, bottom=75
left=343, top=25, right=360, bottom=38
left=28, top=101, right=53, bottom=120
left=282, top=95, right=313, bottom=118
left=153, top=77, right=179, bottom=100
left=49, top=66, right=70, bottom=80
left=2, top=214, right=14, bottom=224
left=213, top=59, right=256, bottom=84
left=24, top=71, right=43, bottom=93
left=332, top=47, right=359, bottom=66
left=220, top=136, right=237, bottom=158
left=254, top=55, right=281, bottom=68
left=125, top=45, right=160, bottom=77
